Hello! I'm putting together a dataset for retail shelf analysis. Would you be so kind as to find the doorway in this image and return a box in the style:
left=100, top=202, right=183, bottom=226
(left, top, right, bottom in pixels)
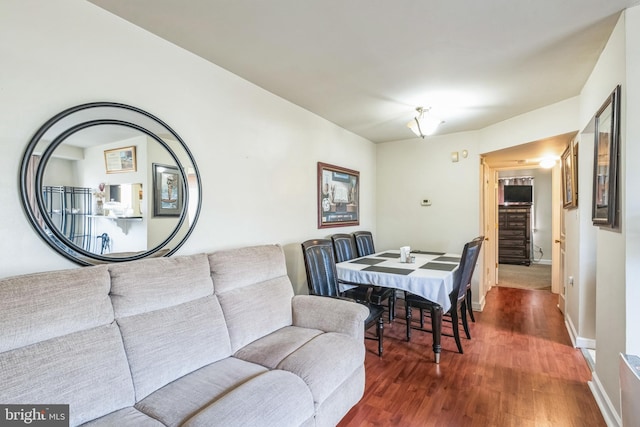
left=496, top=169, right=553, bottom=291
left=479, top=132, right=575, bottom=301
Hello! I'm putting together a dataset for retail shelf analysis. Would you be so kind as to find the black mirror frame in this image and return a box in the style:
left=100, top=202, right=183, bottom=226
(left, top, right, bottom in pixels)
left=591, top=85, right=621, bottom=228
left=20, top=102, right=202, bottom=265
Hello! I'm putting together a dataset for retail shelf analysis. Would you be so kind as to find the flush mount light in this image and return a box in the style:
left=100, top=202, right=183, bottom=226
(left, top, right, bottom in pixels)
left=539, top=157, right=557, bottom=169
left=407, top=107, right=443, bottom=138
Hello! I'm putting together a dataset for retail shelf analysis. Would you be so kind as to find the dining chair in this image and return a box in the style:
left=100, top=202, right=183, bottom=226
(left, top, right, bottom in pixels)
left=331, top=233, right=396, bottom=322
left=301, top=238, right=384, bottom=356
left=405, top=238, right=482, bottom=362
left=352, top=230, right=375, bottom=257
left=465, top=236, right=485, bottom=322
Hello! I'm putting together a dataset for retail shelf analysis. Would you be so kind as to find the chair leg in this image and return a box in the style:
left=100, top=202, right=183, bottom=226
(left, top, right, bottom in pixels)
left=405, top=301, right=412, bottom=341
left=377, top=316, right=384, bottom=357
left=461, top=302, right=471, bottom=339
left=450, top=307, right=463, bottom=354
left=466, top=287, right=475, bottom=322
left=388, top=293, right=396, bottom=323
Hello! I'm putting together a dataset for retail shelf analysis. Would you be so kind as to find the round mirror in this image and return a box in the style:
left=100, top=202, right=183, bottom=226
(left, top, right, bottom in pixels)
left=20, top=102, right=201, bottom=265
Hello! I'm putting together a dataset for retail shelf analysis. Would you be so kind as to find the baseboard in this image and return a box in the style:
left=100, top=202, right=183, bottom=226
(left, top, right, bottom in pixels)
left=588, top=371, right=621, bottom=427
left=472, top=294, right=486, bottom=312
left=576, top=336, right=596, bottom=349
left=532, top=258, right=552, bottom=265
left=565, top=316, right=578, bottom=347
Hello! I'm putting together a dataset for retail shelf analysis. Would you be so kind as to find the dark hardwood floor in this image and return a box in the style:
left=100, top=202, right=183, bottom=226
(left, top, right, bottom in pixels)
left=339, top=287, right=605, bottom=427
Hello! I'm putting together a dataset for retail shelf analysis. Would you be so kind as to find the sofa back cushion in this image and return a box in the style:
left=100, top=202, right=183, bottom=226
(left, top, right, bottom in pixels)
left=0, top=265, right=135, bottom=425
left=0, top=265, right=114, bottom=352
left=109, top=254, right=232, bottom=400
left=109, top=253, right=214, bottom=318
left=208, top=245, right=294, bottom=352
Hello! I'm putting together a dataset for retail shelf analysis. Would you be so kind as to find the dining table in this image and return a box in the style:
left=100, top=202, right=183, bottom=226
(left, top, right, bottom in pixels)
left=335, top=249, right=461, bottom=362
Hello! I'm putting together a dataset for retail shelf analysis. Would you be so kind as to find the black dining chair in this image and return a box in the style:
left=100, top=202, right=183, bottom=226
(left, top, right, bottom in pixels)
left=465, top=236, right=485, bottom=322
left=353, top=230, right=376, bottom=257
left=348, top=231, right=397, bottom=322
left=301, top=239, right=384, bottom=356
left=405, top=238, right=482, bottom=363
left=331, top=233, right=396, bottom=323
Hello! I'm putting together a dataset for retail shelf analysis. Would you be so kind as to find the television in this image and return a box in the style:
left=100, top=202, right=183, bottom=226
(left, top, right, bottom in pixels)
left=503, top=185, right=532, bottom=204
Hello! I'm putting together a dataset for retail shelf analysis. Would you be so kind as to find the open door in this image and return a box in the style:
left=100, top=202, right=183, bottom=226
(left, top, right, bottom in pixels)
left=551, top=162, right=563, bottom=299
left=480, top=159, right=498, bottom=304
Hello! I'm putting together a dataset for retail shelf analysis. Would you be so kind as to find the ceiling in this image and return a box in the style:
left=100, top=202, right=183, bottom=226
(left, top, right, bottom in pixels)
left=87, top=0, right=638, bottom=156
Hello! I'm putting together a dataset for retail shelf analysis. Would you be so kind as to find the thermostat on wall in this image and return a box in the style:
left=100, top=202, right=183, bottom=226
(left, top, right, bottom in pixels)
left=421, top=199, right=432, bottom=206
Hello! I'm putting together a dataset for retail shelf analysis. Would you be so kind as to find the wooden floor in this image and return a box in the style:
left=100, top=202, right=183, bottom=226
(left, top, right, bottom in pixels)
left=338, top=287, right=605, bottom=427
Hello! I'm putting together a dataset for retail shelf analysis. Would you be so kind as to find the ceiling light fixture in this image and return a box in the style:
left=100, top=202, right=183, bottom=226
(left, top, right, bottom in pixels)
left=539, top=157, right=557, bottom=169
left=407, top=107, right=442, bottom=138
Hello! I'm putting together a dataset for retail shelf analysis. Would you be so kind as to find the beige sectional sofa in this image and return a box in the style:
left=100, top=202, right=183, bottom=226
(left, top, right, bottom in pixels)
left=0, top=244, right=368, bottom=426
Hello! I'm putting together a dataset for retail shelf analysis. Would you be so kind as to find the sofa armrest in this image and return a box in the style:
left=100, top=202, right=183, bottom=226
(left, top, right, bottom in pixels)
left=292, top=295, right=369, bottom=342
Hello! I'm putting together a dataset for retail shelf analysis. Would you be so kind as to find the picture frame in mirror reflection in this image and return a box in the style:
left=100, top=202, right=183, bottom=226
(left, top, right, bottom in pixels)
left=104, top=146, right=137, bottom=173
left=561, top=141, right=578, bottom=209
left=317, top=162, right=359, bottom=229
left=592, top=85, right=621, bottom=228
left=153, top=163, right=183, bottom=217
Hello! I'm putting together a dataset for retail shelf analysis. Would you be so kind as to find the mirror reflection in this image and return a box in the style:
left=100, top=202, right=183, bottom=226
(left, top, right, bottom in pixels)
left=21, top=103, right=201, bottom=265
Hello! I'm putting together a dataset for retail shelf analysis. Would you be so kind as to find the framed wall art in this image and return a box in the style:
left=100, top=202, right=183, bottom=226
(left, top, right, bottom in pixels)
left=317, top=162, right=359, bottom=228
left=104, top=146, right=136, bottom=173
left=153, top=163, right=183, bottom=217
left=592, top=85, right=621, bottom=228
left=561, top=141, right=578, bottom=209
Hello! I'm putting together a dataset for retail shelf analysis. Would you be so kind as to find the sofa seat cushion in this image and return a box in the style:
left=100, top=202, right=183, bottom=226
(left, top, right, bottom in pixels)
left=234, top=325, right=323, bottom=368
left=235, top=326, right=365, bottom=408
left=117, top=296, right=232, bottom=400
left=0, top=323, right=135, bottom=427
left=134, top=357, right=267, bottom=426
left=181, top=369, right=315, bottom=427
left=80, top=407, right=164, bottom=427
left=277, top=332, right=365, bottom=406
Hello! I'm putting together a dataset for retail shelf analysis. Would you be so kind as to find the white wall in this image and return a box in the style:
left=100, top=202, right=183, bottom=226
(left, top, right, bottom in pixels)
left=376, top=131, right=480, bottom=254
left=0, top=0, right=376, bottom=296
left=577, top=11, right=628, bottom=420
left=624, top=4, right=640, bottom=359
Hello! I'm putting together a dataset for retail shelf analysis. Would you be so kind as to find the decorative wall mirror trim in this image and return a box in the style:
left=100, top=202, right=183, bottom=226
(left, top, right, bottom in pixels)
left=20, top=102, right=202, bottom=265
left=591, top=85, right=621, bottom=228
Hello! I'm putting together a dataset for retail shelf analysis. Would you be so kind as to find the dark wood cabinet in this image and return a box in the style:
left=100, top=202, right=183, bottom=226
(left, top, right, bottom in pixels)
left=498, top=204, right=531, bottom=265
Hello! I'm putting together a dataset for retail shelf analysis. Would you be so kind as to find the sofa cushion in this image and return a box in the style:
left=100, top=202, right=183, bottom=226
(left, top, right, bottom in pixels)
left=314, top=365, right=365, bottom=427
left=135, top=357, right=267, bottom=426
left=234, top=325, right=323, bottom=369
left=0, top=323, right=135, bottom=427
left=208, top=245, right=295, bottom=352
left=0, top=265, right=112, bottom=353
left=116, top=296, right=232, bottom=400
left=277, top=332, right=365, bottom=405
left=109, top=253, right=213, bottom=318
left=181, top=370, right=315, bottom=427
left=80, top=407, right=164, bottom=427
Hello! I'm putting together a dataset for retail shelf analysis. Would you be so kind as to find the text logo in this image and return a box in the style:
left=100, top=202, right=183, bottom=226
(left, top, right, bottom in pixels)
left=0, top=405, right=68, bottom=427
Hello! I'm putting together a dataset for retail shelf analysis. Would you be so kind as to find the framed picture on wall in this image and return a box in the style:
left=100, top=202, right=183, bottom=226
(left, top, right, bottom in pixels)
left=561, top=141, right=578, bottom=209
left=153, top=163, right=183, bottom=217
left=104, top=146, right=137, bottom=173
left=317, top=162, right=359, bottom=228
left=592, top=85, right=621, bottom=228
